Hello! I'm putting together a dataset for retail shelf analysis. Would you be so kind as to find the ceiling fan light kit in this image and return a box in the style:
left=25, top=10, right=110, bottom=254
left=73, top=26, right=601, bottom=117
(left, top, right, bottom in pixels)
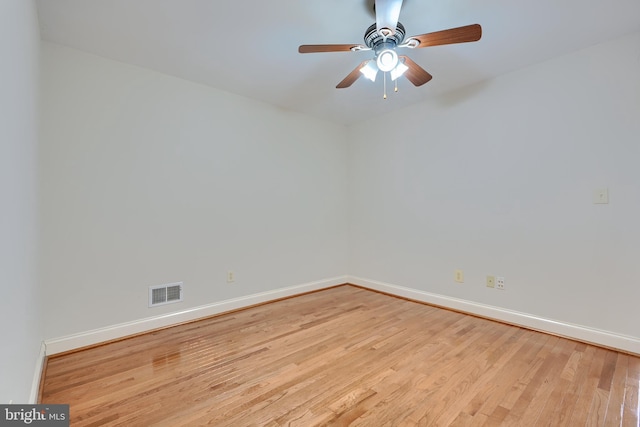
left=377, top=49, right=399, bottom=72
left=298, top=0, right=482, bottom=98
left=390, top=60, right=409, bottom=81
left=360, top=61, right=379, bottom=82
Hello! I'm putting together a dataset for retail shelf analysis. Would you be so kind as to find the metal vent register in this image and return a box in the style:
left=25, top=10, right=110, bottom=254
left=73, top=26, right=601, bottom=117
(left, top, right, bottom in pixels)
left=149, top=282, right=183, bottom=307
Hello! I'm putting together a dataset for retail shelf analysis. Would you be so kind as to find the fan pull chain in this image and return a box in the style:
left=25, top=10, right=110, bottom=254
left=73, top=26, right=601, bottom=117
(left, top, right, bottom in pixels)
left=383, top=72, right=387, bottom=99
left=395, top=79, right=398, bottom=92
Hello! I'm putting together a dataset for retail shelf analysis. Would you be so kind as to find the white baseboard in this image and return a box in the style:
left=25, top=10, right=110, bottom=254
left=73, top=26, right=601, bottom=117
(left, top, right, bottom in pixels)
left=43, top=274, right=640, bottom=357
left=29, top=341, right=46, bottom=403
left=45, top=276, right=348, bottom=355
left=348, top=276, right=640, bottom=355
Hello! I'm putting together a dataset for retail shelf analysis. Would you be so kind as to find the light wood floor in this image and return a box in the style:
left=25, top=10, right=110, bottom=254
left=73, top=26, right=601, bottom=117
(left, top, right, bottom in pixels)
left=41, top=285, right=640, bottom=426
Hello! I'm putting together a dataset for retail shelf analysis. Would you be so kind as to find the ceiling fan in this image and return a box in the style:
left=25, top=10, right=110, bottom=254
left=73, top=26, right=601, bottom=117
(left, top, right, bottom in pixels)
left=298, top=0, right=482, bottom=97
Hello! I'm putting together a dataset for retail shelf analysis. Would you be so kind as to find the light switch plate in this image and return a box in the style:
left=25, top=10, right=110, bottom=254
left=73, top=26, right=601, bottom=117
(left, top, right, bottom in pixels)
left=593, top=188, right=609, bottom=204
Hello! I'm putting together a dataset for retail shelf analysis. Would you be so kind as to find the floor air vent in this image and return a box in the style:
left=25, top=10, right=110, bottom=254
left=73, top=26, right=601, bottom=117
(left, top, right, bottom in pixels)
left=149, top=282, right=183, bottom=307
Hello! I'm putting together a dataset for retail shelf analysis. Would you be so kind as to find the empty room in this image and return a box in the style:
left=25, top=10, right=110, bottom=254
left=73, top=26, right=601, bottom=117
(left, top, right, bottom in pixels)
left=2, top=0, right=639, bottom=425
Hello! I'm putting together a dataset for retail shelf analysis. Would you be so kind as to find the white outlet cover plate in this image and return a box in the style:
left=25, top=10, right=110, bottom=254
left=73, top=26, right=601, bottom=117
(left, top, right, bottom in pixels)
left=486, top=276, right=495, bottom=288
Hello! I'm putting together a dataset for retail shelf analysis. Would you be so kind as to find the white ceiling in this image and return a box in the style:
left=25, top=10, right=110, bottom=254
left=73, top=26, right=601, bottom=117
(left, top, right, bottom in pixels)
left=36, top=0, right=640, bottom=125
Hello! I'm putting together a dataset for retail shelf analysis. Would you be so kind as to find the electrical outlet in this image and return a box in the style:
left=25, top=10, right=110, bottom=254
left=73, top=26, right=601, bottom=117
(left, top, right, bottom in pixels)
left=486, top=275, right=495, bottom=288
left=227, top=271, right=235, bottom=283
left=454, top=270, right=464, bottom=283
left=496, top=276, right=505, bottom=290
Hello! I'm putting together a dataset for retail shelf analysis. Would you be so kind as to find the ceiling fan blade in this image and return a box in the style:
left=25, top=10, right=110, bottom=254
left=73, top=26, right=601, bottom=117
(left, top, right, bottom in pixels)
left=375, top=0, right=403, bottom=34
left=298, top=44, right=365, bottom=54
left=336, top=61, right=370, bottom=89
left=407, top=24, right=482, bottom=48
left=399, top=56, right=432, bottom=86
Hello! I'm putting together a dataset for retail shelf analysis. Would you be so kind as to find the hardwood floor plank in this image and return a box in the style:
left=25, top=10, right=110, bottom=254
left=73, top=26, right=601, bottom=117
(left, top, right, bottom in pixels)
left=482, top=336, right=551, bottom=415
left=567, top=346, right=610, bottom=426
left=598, top=349, right=620, bottom=391
left=399, top=326, right=524, bottom=425
left=520, top=339, right=578, bottom=424
left=622, top=355, right=640, bottom=427
left=483, top=406, right=510, bottom=426
left=587, top=388, right=610, bottom=427
left=537, top=344, right=597, bottom=425
left=461, top=330, right=548, bottom=420
left=501, top=337, right=572, bottom=425
left=40, top=285, right=640, bottom=426
left=603, top=353, right=628, bottom=426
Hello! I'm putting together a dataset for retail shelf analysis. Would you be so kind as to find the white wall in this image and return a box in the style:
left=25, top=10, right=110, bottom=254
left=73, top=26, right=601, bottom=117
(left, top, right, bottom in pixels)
left=39, top=43, right=349, bottom=339
left=0, top=0, right=42, bottom=403
left=349, top=32, right=640, bottom=339
left=38, top=28, right=640, bottom=352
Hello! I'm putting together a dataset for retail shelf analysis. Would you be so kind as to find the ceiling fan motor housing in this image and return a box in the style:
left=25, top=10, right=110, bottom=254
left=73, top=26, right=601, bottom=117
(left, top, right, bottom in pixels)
left=364, top=22, right=406, bottom=52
